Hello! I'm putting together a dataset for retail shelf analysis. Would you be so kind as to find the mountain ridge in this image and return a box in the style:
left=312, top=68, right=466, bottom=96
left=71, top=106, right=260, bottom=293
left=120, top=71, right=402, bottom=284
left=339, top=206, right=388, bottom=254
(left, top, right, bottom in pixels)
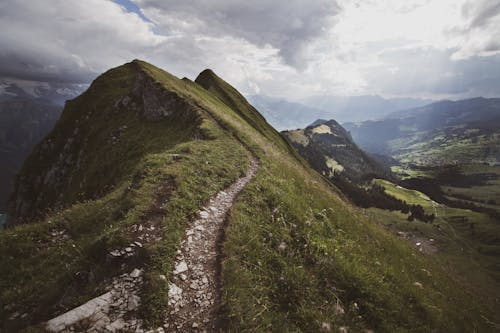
left=1, top=60, right=497, bottom=332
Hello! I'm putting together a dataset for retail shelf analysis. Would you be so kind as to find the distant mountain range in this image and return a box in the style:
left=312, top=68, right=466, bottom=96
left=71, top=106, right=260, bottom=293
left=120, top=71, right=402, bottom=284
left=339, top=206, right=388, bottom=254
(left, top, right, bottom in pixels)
left=343, top=97, right=500, bottom=165
left=0, top=80, right=83, bottom=106
left=248, top=94, right=435, bottom=130
left=0, top=94, right=62, bottom=211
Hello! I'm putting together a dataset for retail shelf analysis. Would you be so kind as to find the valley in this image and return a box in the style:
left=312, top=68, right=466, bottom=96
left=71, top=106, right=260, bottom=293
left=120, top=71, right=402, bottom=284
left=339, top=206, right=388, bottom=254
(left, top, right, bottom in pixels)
left=281, top=97, right=500, bottom=332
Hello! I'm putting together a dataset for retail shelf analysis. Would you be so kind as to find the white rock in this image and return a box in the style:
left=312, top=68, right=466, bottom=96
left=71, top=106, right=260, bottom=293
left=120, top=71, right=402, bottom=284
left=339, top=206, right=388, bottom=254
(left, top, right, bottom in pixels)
left=199, top=211, right=209, bottom=219
left=130, top=268, right=142, bottom=278
left=109, top=250, right=122, bottom=257
left=174, top=261, right=188, bottom=274
left=106, top=318, right=126, bottom=332
left=46, top=292, right=113, bottom=332
left=195, top=225, right=205, bottom=231
left=168, top=283, right=183, bottom=299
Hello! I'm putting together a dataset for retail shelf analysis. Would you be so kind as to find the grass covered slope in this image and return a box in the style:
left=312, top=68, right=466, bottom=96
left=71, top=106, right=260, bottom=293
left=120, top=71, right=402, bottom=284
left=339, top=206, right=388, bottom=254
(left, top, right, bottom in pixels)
left=1, top=61, right=251, bottom=330
left=282, top=120, right=388, bottom=181
left=0, top=61, right=498, bottom=332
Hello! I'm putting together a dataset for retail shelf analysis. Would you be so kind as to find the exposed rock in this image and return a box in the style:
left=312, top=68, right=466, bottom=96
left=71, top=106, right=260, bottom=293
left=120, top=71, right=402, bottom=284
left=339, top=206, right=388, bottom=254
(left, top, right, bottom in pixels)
left=166, top=157, right=259, bottom=332
left=45, top=268, right=144, bottom=332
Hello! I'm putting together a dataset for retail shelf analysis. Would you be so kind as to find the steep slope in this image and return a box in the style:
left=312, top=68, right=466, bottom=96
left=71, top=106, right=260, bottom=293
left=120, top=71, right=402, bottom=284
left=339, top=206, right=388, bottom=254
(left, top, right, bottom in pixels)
left=282, top=119, right=388, bottom=182
left=0, top=61, right=498, bottom=333
left=344, top=97, right=500, bottom=165
left=0, top=96, right=61, bottom=211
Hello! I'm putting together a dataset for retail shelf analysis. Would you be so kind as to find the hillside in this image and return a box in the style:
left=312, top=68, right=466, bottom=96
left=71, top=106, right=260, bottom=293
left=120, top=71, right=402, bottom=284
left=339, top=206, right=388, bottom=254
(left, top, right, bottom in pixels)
left=344, top=97, right=500, bottom=165
left=0, top=61, right=498, bottom=332
left=282, top=119, right=388, bottom=181
left=0, top=96, right=61, bottom=212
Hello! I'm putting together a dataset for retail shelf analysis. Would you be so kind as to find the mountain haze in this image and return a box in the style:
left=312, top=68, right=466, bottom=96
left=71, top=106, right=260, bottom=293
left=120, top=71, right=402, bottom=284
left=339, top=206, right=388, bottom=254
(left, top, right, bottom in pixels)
left=0, top=95, right=61, bottom=211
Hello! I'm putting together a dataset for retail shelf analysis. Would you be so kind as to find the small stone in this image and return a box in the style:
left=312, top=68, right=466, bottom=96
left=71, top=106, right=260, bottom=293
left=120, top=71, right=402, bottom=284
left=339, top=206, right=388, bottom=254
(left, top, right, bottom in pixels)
left=195, top=225, right=205, bottom=231
left=199, top=211, right=209, bottom=219
left=321, top=322, right=331, bottom=332
left=168, top=283, right=183, bottom=298
left=278, top=242, right=287, bottom=251
left=159, top=274, right=167, bottom=281
left=125, top=247, right=133, bottom=253
left=174, top=261, right=188, bottom=274
left=106, top=318, right=126, bottom=332
left=128, top=295, right=140, bottom=310
left=339, top=327, right=348, bottom=333
left=192, top=322, right=199, bottom=328
left=134, top=241, right=143, bottom=247
left=180, top=274, right=187, bottom=281
left=130, top=268, right=142, bottom=278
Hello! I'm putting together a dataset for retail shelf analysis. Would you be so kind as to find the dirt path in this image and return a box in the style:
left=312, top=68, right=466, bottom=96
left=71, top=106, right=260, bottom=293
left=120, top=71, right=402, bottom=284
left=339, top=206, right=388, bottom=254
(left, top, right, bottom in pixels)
left=165, top=156, right=259, bottom=332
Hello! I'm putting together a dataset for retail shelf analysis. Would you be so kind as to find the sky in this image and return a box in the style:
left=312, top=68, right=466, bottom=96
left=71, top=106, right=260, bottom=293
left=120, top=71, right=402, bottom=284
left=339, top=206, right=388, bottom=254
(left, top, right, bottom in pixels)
left=0, top=0, right=499, bottom=100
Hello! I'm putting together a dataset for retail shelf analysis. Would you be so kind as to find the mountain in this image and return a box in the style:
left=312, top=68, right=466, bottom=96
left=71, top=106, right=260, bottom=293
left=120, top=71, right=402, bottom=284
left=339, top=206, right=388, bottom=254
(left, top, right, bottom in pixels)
left=0, top=95, right=61, bottom=212
left=0, top=61, right=496, bottom=332
left=344, top=97, right=500, bottom=165
left=248, top=94, right=435, bottom=130
left=282, top=119, right=388, bottom=181
left=247, top=94, right=328, bottom=130
left=301, top=95, right=435, bottom=123
left=0, top=80, right=83, bottom=106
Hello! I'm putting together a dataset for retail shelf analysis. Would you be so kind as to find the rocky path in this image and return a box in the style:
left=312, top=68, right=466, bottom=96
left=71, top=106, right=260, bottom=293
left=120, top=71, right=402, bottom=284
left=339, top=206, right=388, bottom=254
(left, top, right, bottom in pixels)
left=166, top=156, right=259, bottom=332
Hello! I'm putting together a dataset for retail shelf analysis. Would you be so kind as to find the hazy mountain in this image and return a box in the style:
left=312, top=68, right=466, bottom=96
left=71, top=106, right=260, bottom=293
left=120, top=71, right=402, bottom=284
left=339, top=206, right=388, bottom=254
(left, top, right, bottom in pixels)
left=249, top=94, right=435, bottom=130
left=1, top=60, right=492, bottom=332
left=344, top=97, right=500, bottom=165
left=0, top=95, right=61, bottom=211
left=247, top=94, right=328, bottom=130
left=301, top=95, right=435, bottom=123
left=0, top=80, right=83, bottom=106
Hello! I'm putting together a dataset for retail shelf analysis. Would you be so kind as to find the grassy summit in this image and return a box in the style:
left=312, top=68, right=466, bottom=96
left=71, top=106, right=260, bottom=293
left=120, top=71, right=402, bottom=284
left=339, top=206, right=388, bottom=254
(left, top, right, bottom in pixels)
left=0, top=60, right=498, bottom=332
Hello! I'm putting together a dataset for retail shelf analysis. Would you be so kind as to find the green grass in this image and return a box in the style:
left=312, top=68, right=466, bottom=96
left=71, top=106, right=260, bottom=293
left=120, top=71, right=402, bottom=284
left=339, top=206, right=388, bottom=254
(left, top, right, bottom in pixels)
left=366, top=179, right=500, bottom=322
left=1, top=60, right=499, bottom=332
left=386, top=126, right=500, bottom=166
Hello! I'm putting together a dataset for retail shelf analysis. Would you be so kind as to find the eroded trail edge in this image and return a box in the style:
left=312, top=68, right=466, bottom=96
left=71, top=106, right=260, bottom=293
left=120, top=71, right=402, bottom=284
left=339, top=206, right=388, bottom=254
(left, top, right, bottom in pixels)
left=166, top=156, right=259, bottom=332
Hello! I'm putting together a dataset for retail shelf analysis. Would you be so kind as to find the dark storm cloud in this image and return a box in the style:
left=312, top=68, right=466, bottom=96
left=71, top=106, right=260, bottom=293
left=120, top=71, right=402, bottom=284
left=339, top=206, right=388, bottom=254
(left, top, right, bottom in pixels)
left=463, top=0, right=500, bottom=28
left=0, top=0, right=166, bottom=84
left=134, top=0, right=341, bottom=67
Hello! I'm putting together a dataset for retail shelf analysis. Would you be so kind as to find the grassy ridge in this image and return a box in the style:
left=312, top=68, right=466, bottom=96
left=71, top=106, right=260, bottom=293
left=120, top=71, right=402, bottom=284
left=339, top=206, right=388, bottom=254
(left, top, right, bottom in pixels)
left=0, top=61, right=498, bottom=332
left=0, top=61, right=250, bottom=331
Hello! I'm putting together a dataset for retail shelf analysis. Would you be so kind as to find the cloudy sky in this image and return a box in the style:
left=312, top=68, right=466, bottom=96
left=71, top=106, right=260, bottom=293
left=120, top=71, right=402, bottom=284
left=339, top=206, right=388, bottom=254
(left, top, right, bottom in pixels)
left=1, top=0, right=499, bottom=100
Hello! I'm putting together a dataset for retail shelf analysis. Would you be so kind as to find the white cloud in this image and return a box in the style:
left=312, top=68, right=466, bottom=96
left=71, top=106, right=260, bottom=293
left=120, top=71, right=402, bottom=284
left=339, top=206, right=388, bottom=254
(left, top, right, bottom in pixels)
left=0, top=0, right=499, bottom=100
